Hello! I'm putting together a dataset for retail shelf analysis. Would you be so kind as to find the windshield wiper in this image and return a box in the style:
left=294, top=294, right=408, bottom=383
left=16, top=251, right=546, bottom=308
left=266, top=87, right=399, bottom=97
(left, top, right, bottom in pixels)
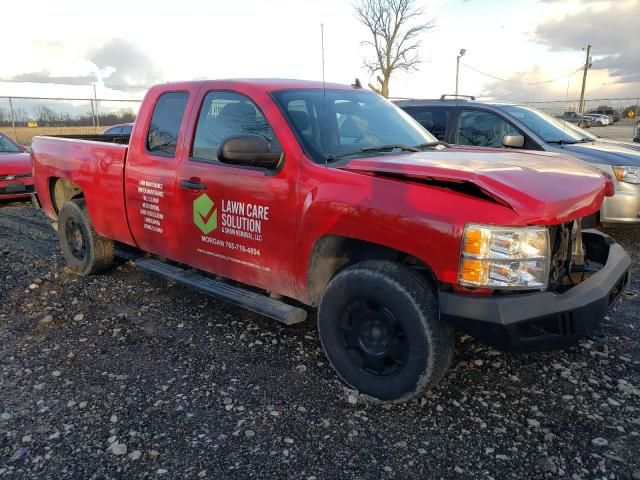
left=546, top=139, right=578, bottom=145
left=416, top=141, right=450, bottom=149
left=326, top=144, right=420, bottom=162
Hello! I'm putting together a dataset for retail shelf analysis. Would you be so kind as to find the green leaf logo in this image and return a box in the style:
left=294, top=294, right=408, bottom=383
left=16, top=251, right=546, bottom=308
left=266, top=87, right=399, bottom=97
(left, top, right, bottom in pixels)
left=193, top=193, right=217, bottom=235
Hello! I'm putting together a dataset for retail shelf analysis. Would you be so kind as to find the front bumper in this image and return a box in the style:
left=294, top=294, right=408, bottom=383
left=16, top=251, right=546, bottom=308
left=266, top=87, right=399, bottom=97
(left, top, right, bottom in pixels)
left=0, top=180, right=34, bottom=200
left=439, top=230, right=631, bottom=352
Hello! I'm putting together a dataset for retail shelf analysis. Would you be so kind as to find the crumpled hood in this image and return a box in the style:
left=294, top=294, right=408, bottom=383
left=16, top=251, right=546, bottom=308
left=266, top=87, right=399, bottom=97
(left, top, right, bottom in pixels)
left=0, top=152, right=32, bottom=175
left=555, top=139, right=640, bottom=166
left=338, top=149, right=612, bottom=224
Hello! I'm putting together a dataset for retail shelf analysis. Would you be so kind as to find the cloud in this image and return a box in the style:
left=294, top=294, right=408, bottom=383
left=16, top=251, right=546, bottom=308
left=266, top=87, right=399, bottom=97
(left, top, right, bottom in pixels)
left=533, top=0, right=640, bottom=83
left=479, top=65, right=640, bottom=102
left=1, top=38, right=162, bottom=92
left=90, top=39, right=163, bottom=90
left=478, top=0, right=640, bottom=102
left=4, top=72, right=97, bottom=85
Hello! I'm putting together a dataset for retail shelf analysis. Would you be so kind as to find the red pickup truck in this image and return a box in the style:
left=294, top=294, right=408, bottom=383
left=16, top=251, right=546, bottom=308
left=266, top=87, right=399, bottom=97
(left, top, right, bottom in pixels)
left=31, top=79, right=631, bottom=401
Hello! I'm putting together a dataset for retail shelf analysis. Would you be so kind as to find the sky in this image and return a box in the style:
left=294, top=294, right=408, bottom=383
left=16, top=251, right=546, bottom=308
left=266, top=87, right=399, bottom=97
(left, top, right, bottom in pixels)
left=1, top=0, right=638, bottom=105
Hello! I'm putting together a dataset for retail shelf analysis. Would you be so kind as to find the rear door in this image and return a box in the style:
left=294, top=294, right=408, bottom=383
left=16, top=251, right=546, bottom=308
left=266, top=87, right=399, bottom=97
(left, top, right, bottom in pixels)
left=124, top=87, right=197, bottom=258
left=453, top=108, right=525, bottom=148
left=173, top=89, right=299, bottom=296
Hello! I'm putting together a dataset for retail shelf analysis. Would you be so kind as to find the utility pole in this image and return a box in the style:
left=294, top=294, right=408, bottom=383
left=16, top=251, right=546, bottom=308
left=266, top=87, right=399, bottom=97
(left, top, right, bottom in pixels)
left=578, top=44, right=592, bottom=114
left=455, top=49, right=466, bottom=96
left=8, top=97, right=18, bottom=143
left=93, top=83, right=100, bottom=129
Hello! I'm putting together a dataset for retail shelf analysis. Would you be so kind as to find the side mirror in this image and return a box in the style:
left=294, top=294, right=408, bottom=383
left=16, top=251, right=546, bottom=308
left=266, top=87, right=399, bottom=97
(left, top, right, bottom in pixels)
left=502, top=134, right=525, bottom=148
left=218, top=134, right=282, bottom=169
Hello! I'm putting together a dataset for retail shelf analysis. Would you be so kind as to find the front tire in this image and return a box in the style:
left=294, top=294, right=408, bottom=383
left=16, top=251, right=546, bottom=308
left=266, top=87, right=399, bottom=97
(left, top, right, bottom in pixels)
left=318, top=260, right=454, bottom=402
left=58, top=199, right=114, bottom=275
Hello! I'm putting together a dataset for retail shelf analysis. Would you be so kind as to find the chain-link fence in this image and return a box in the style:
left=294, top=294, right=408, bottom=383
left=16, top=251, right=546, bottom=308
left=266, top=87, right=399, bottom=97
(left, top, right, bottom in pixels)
left=0, top=96, right=143, bottom=146
left=519, top=97, right=639, bottom=118
left=519, top=97, right=640, bottom=142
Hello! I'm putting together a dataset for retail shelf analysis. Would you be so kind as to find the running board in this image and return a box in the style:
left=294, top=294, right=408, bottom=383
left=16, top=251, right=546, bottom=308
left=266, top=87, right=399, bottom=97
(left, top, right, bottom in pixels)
left=135, top=258, right=307, bottom=325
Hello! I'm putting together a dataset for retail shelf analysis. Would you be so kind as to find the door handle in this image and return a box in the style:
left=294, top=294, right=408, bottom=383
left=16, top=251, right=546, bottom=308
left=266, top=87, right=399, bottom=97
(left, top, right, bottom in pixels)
left=180, top=179, right=207, bottom=191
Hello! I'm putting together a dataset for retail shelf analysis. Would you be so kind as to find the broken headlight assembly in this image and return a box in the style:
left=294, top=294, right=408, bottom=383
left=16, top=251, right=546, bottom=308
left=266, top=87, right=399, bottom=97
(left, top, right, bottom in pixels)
left=458, top=224, right=550, bottom=290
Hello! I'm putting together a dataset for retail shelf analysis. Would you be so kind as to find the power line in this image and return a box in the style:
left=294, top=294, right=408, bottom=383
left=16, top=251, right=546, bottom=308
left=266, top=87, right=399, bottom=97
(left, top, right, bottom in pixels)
left=462, top=63, right=582, bottom=85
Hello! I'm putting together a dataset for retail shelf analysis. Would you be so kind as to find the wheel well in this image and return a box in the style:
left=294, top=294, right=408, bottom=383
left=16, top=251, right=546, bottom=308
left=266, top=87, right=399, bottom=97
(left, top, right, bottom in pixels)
left=307, top=235, right=437, bottom=306
left=50, top=178, right=84, bottom=215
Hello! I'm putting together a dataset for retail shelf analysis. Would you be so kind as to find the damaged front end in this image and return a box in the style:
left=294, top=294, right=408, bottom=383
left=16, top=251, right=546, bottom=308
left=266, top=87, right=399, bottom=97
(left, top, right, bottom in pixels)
left=548, top=220, right=623, bottom=294
left=439, top=224, right=631, bottom=352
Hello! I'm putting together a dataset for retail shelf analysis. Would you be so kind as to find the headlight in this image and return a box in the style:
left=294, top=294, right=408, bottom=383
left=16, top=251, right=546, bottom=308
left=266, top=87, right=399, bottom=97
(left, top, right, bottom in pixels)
left=613, top=166, right=640, bottom=184
left=459, top=224, right=550, bottom=290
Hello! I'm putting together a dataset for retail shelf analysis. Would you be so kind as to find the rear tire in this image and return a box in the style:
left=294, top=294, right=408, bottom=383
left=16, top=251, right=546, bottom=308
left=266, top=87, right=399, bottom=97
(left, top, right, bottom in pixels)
left=318, top=260, right=454, bottom=402
left=58, top=199, right=114, bottom=275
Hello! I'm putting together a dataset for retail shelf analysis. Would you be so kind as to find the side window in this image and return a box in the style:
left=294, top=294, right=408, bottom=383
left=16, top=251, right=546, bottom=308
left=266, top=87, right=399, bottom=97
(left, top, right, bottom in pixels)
left=403, top=107, right=451, bottom=140
left=146, top=91, right=189, bottom=157
left=192, top=91, right=281, bottom=163
left=456, top=110, right=520, bottom=148
left=106, top=126, right=122, bottom=135
left=121, top=125, right=133, bottom=135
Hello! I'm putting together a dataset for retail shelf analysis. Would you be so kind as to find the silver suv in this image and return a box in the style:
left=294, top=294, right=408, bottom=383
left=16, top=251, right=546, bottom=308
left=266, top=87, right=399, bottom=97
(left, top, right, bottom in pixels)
left=396, top=97, right=640, bottom=226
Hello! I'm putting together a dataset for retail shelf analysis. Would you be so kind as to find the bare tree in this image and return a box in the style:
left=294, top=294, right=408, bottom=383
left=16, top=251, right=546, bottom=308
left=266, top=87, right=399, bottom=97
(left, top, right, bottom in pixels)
left=354, top=0, right=435, bottom=97
left=34, top=105, right=61, bottom=127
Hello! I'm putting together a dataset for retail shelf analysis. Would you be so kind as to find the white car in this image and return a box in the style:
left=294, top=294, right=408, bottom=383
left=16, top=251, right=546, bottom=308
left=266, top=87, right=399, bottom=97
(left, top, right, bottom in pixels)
left=586, top=114, right=611, bottom=126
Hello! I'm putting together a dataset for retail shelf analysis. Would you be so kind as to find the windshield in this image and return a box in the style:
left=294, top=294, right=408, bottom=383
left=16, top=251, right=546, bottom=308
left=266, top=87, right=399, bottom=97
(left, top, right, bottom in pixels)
left=0, top=134, right=20, bottom=154
left=499, top=105, right=584, bottom=144
left=272, top=89, right=437, bottom=163
left=564, top=122, right=598, bottom=141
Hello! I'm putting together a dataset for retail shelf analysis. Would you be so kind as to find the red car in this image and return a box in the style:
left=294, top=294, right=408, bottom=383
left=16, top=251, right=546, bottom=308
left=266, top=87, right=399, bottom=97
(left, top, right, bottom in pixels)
left=0, top=132, right=33, bottom=201
left=31, top=79, right=630, bottom=401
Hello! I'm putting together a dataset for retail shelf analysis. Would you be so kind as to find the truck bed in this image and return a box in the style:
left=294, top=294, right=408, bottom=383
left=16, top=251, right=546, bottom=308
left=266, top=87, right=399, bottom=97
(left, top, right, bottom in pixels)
left=31, top=135, right=135, bottom=246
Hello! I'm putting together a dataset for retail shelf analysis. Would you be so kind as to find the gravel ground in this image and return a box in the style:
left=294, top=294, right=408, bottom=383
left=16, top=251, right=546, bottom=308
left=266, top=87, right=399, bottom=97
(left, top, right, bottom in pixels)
left=1, top=202, right=639, bottom=480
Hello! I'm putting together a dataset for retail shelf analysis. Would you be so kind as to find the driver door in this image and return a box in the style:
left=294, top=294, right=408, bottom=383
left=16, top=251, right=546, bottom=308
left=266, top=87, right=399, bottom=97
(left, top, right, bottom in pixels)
left=174, top=89, right=299, bottom=296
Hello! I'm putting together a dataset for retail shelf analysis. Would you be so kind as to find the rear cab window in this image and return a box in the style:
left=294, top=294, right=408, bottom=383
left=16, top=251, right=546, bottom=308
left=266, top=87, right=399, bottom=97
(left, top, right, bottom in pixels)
left=146, top=92, right=189, bottom=157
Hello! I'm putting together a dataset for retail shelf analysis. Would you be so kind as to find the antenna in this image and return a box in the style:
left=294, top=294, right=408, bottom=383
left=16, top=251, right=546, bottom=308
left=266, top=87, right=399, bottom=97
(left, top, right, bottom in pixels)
left=321, top=23, right=326, bottom=90
left=321, top=23, right=328, bottom=167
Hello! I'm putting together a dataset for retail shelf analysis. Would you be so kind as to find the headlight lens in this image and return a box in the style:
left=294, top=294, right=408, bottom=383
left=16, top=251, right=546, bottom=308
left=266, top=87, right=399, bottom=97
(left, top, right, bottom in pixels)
left=459, top=224, right=550, bottom=290
left=613, top=166, right=640, bottom=184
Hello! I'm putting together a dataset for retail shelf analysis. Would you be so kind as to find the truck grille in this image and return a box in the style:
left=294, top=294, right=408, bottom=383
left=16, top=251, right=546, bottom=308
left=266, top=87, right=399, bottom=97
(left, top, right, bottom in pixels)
left=548, top=218, right=601, bottom=292
left=517, top=311, right=576, bottom=339
left=0, top=184, right=34, bottom=195
left=0, top=173, right=32, bottom=180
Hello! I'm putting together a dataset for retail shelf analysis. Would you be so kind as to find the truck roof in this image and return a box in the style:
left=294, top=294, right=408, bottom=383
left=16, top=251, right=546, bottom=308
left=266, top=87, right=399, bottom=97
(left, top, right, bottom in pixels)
left=150, top=78, right=358, bottom=93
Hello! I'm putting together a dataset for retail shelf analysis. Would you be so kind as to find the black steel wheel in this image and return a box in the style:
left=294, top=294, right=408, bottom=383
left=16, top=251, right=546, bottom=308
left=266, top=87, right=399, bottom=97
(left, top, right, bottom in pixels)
left=58, top=199, right=114, bottom=275
left=318, top=260, right=455, bottom=401
left=339, top=298, right=409, bottom=377
left=64, top=216, right=88, bottom=261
